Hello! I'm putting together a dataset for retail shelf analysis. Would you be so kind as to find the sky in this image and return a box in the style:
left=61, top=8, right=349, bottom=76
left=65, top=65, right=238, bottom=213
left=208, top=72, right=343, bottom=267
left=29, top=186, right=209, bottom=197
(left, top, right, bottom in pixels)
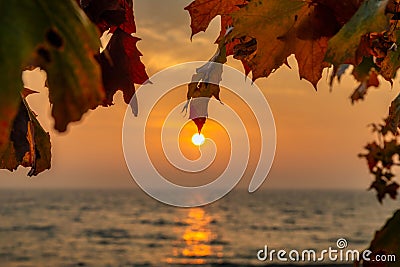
left=0, top=0, right=399, bottom=191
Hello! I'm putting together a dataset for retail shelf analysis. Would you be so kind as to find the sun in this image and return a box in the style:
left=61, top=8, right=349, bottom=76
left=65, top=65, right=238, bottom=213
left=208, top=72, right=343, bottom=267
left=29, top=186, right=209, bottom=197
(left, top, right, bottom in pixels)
left=191, top=133, right=205, bottom=146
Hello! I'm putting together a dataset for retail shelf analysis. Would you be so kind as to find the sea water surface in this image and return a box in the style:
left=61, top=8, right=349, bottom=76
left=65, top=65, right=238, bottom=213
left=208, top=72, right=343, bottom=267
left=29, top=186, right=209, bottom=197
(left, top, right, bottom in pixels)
left=0, top=189, right=398, bottom=267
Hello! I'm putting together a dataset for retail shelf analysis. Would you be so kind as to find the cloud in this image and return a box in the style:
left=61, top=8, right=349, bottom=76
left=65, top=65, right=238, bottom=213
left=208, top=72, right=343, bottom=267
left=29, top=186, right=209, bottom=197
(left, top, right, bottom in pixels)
left=134, top=0, right=221, bottom=73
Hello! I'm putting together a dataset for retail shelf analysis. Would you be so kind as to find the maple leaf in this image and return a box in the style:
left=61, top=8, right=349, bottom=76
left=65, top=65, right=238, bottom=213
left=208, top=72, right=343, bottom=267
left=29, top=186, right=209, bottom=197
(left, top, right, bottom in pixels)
left=369, top=176, right=389, bottom=203
left=381, top=140, right=398, bottom=168
left=97, top=28, right=148, bottom=110
left=0, top=0, right=103, bottom=156
left=360, top=142, right=383, bottom=171
left=386, top=182, right=400, bottom=200
left=80, top=0, right=125, bottom=33
left=81, top=0, right=147, bottom=111
left=186, top=41, right=227, bottom=133
left=360, top=139, right=399, bottom=171
left=357, top=32, right=396, bottom=70
left=228, top=0, right=362, bottom=87
left=79, top=0, right=136, bottom=35
left=184, top=0, right=248, bottom=38
left=114, top=0, right=136, bottom=35
left=325, top=0, right=390, bottom=66
left=369, top=175, right=399, bottom=203
left=360, top=136, right=400, bottom=202
left=185, top=0, right=251, bottom=67
left=0, top=97, right=51, bottom=176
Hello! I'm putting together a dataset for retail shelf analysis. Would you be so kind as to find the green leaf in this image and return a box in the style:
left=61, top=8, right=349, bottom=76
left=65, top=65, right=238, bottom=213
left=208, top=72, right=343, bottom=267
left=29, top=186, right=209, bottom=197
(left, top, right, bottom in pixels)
left=0, top=0, right=103, bottom=156
left=325, top=0, right=390, bottom=66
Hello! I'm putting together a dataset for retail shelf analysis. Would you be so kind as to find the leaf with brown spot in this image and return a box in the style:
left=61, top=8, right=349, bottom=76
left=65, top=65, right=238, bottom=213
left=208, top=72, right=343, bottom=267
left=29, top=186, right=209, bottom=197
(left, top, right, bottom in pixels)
left=0, top=0, right=103, bottom=155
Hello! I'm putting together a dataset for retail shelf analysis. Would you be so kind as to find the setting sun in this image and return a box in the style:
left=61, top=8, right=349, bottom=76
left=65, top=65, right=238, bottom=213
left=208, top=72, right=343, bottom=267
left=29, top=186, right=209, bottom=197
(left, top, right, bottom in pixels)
left=191, top=133, right=205, bottom=146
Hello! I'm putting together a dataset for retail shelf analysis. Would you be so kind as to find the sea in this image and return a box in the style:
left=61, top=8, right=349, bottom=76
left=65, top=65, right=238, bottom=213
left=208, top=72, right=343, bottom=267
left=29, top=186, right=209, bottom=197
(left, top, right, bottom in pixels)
left=0, top=189, right=398, bottom=267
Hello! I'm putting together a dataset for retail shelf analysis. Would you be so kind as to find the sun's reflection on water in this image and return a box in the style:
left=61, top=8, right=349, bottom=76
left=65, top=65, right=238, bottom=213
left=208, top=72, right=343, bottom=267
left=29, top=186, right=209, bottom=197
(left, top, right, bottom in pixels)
left=166, top=208, right=223, bottom=265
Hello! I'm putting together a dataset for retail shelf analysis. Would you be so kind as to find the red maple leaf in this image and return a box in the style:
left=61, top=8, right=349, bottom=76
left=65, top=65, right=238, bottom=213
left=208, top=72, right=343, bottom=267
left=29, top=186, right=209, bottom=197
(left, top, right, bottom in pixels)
left=97, top=28, right=148, bottom=107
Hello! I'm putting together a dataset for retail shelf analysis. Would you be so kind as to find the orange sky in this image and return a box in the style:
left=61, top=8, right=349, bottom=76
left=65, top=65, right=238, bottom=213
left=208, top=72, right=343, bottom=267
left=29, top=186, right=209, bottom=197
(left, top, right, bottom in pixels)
left=0, top=0, right=399, bottom=190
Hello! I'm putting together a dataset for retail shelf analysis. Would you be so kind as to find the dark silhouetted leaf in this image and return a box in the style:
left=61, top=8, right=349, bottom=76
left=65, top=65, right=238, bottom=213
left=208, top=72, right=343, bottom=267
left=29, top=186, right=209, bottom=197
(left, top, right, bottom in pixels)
left=362, top=210, right=400, bottom=267
left=79, top=0, right=135, bottom=35
left=0, top=97, right=51, bottom=176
